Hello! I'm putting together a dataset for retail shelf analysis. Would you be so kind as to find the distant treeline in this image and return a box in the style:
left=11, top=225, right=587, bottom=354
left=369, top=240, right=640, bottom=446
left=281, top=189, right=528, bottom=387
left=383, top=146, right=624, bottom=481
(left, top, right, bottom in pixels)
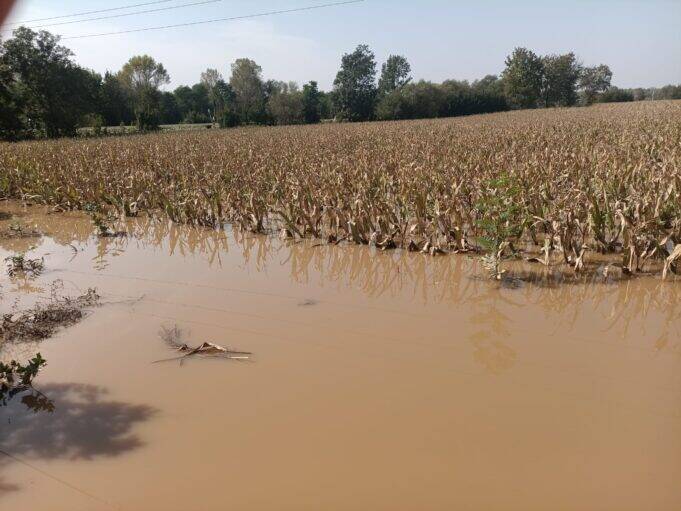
left=0, top=27, right=679, bottom=141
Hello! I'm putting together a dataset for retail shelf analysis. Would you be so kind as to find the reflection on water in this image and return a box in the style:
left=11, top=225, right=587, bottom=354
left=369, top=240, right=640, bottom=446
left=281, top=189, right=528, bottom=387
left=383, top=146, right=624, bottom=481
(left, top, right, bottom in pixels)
left=1, top=202, right=680, bottom=510
left=9, top=279, right=44, bottom=295
left=1, top=205, right=680, bottom=376
left=2, top=203, right=680, bottom=346
left=471, top=335, right=517, bottom=374
left=468, top=289, right=517, bottom=374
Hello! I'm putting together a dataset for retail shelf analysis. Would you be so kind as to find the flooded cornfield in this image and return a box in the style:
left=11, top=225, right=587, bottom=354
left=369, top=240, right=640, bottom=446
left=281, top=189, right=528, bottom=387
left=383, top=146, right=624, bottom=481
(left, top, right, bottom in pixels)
left=1, top=201, right=680, bottom=511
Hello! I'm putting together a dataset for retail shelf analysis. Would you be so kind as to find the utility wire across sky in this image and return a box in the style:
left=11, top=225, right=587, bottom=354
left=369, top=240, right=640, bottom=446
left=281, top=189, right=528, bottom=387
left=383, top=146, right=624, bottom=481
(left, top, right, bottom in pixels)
left=1, top=0, right=226, bottom=33
left=59, top=0, right=365, bottom=40
left=3, top=0, right=175, bottom=26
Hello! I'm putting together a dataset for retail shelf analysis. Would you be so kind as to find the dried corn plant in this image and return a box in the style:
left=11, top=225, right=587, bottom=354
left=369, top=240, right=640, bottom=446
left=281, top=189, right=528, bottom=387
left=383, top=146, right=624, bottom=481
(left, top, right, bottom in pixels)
left=1, top=101, right=680, bottom=278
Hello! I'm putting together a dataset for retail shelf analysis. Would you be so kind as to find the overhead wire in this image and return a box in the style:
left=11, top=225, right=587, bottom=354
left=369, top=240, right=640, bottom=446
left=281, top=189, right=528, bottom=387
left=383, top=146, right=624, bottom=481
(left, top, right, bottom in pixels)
left=1, top=0, right=226, bottom=33
left=59, top=0, right=365, bottom=40
left=3, top=0, right=174, bottom=26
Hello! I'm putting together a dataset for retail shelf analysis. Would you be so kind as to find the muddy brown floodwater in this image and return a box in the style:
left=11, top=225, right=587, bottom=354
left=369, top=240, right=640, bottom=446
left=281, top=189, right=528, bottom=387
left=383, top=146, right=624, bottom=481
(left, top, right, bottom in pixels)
left=0, top=202, right=680, bottom=511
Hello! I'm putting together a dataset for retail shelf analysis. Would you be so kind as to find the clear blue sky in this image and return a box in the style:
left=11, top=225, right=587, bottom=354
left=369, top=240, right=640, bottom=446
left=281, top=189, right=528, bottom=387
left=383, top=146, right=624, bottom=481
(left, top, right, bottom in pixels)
left=3, top=0, right=680, bottom=90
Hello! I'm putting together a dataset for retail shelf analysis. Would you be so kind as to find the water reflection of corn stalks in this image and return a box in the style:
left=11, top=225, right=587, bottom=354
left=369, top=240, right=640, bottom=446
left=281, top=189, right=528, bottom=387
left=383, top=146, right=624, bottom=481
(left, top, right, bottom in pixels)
left=7, top=204, right=679, bottom=352
left=231, top=234, right=680, bottom=351
left=5, top=254, right=44, bottom=278
left=66, top=215, right=681, bottom=325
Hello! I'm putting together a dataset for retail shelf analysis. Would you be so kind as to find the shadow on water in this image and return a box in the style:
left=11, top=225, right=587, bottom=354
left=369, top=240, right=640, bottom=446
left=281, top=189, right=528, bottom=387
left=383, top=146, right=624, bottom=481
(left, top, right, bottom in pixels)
left=0, top=383, right=157, bottom=500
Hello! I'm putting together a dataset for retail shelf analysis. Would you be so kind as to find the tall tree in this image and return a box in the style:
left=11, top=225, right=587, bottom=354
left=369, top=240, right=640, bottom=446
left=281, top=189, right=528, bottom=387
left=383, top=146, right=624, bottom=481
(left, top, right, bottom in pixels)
left=266, top=81, right=304, bottom=125
left=172, top=85, right=209, bottom=123
left=579, top=64, right=612, bottom=104
left=99, top=71, right=132, bottom=126
left=229, top=58, right=265, bottom=124
left=1, top=27, right=99, bottom=138
left=302, top=81, right=322, bottom=124
left=332, top=44, right=377, bottom=121
left=318, top=90, right=334, bottom=120
left=190, top=82, right=211, bottom=121
left=133, top=86, right=163, bottom=130
left=118, top=55, right=170, bottom=130
left=200, top=68, right=223, bottom=122
left=172, top=86, right=193, bottom=119
left=542, top=52, right=581, bottom=107
left=378, top=54, right=412, bottom=96
left=214, top=79, right=238, bottom=127
left=0, top=41, right=23, bottom=140
left=118, top=55, right=170, bottom=90
left=159, top=91, right=181, bottom=124
left=502, top=47, right=544, bottom=109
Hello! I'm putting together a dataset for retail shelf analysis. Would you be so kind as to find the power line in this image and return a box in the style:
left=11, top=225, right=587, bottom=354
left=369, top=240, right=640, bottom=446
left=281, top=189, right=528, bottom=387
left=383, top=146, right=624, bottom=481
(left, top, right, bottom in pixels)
left=61, top=0, right=364, bottom=40
left=1, top=0, right=226, bottom=33
left=4, top=0, right=174, bottom=26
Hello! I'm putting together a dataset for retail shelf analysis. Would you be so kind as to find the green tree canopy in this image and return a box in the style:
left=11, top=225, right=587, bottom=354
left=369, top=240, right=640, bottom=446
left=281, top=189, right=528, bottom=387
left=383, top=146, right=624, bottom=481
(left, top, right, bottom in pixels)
left=118, top=55, right=169, bottom=130
left=118, top=55, right=170, bottom=91
left=597, top=87, right=634, bottom=103
left=213, top=79, right=238, bottom=127
left=472, top=75, right=503, bottom=94
left=302, top=81, right=322, bottom=124
left=542, top=52, right=581, bottom=107
left=229, top=58, right=265, bottom=124
left=502, top=47, right=544, bottom=109
left=159, top=91, right=181, bottom=124
left=376, top=80, right=443, bottom=120
left=579, top=64, right=612, bottom=104
left=99, top=71, right=133, bottom=126
left=266, top=81, right=304, bottom=126
left=200, top=68, right=223, bottom=121
left=0, top=39, right=25, bottom=140
left=378, top=54, right=412, bottom=96
left=1, top=27, right=99, bottom=138
left=332, top=44, right=377, bottom=121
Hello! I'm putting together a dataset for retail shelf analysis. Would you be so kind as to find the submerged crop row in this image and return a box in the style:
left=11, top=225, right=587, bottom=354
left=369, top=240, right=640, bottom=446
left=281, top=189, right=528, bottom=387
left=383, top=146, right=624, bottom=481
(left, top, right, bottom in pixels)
left=1, top=101, right=680, bottom=278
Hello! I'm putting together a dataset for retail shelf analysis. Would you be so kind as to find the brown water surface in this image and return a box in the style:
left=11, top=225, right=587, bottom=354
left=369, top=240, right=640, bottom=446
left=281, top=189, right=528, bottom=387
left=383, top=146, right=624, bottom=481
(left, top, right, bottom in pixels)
left=1, top=202, right=680, bottom=511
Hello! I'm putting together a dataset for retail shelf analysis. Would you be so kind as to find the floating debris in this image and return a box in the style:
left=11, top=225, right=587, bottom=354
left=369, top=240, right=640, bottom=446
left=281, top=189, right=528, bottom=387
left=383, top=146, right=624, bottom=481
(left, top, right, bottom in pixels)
left=1, top=288, right=100, bottom=342
left=156, top=325, right=252, bottom=364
